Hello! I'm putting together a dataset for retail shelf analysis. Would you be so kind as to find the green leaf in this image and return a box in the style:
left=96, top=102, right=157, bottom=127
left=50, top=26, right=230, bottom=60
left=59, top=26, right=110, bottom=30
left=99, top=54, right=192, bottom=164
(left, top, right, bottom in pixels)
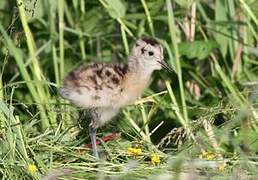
left=148, top=0, right=165, bottom=15
left=178, top=40, right=219, bottom=60
left=82, top=9, right=114, bottom=36
left=106, top=0, right=126, bottom=19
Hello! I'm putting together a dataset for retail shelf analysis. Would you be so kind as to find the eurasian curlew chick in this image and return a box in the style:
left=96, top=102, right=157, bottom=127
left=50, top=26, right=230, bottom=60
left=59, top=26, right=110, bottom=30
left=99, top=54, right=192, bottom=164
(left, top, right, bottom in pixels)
left=59, top=38, right=172, bottom=158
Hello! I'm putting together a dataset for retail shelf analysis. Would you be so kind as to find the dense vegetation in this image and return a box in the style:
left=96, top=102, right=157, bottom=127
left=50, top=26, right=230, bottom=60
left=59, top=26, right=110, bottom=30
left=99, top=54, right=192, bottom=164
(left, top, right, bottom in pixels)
left=1, top=0, right=258, bottom=179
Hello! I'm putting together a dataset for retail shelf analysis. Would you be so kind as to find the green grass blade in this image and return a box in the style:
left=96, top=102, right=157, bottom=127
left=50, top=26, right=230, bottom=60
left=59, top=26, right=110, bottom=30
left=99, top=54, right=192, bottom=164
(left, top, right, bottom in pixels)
left=58, top=0, right=65, bottom=80
left=166, top=0, right=189, bottom=124
left=141, top=0, right=155, bottom=36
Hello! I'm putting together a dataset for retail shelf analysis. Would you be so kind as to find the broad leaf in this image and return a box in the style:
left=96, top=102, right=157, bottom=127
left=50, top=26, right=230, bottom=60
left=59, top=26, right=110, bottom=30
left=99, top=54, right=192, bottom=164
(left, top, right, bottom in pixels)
left=106, top=0, right=126, bottom=19
left=179, top=40, right=218, bottom=60
left=82, top=9, right=114, bottom=36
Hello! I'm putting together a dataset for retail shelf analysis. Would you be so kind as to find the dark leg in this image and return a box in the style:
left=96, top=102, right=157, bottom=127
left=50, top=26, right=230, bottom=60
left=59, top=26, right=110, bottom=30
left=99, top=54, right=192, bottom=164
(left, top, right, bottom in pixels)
left=89, top=108, right=100, bottom=158
left=89, top=127, right=99, bottom=158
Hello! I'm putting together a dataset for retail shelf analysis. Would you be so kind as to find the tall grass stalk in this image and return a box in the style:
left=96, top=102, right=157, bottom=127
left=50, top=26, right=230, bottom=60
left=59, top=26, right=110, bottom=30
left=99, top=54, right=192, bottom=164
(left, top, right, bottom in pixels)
left=117, top=18, right=134, bottom=37
left=0, top=24, right=50, bottom=129
left=0, top=74, right=3, bottom=100
left=123, top=110, right=147, bottom=140
left=196, top=9, right=245, bottom=104
left=1, top=100, right=29, bottom=161
left=58, top=0, right=65, bottom=81
left=79, top=31, right=87, bottom=60
left=48, top=0, right=61, bottom=127
left=141, top=0, right=155, bottom=36
left=120, top=25, right=129, bottom=56
left=140, top=103, right=151, bottom=142
left=17, top=0, right=53, bottom=129
left=166, top=0, right=189, bottom=125
left=165, top=81, right=188, bottom=130
left=240, top=0, right=258, bottom=26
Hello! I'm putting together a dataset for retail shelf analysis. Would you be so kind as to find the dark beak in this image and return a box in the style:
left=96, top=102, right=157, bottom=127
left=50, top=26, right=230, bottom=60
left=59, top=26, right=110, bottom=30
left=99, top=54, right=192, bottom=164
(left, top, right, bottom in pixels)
left=158, top=60, right=174, bottom=73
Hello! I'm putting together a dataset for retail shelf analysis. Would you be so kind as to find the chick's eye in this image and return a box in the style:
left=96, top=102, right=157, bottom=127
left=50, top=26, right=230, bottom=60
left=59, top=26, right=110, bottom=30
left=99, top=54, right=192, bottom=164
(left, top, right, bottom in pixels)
left=148, top=51, right=154, bottom=56
left=141, top=48, right=145, bottom=54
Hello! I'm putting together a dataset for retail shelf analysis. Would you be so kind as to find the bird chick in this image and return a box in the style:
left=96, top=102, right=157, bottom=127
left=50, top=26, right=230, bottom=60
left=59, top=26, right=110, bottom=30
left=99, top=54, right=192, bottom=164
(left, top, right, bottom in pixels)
left=60, top=38, right=172, bottom=158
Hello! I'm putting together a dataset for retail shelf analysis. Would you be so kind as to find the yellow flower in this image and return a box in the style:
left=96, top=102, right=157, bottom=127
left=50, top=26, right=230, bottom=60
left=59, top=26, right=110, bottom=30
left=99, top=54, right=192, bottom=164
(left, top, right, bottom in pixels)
left=127, top=147, right=142, bottom=156
left=151, top=153, right=160, bottom=165
left=199, top=151, right=216, bottom=160
left=27, top=164, right=38, bottom=174
left=218, top=163, right=226, bottom=172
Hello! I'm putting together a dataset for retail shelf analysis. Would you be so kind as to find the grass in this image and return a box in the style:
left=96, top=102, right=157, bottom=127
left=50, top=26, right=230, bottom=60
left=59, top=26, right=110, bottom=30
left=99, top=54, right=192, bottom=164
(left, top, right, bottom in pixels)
left=1, top=0, right=258, bottom=179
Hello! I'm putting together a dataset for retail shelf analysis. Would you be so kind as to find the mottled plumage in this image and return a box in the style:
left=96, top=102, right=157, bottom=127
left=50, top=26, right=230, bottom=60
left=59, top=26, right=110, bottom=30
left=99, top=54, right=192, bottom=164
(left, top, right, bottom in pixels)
left=60, top=38, right=172, bottom=158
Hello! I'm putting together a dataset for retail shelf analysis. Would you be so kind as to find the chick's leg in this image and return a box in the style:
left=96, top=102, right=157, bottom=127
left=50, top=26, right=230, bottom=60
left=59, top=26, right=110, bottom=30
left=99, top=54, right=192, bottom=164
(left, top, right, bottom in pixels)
left=89, top=127, right=98, bottom=158
left=89, top=109, right=100, bottom=158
